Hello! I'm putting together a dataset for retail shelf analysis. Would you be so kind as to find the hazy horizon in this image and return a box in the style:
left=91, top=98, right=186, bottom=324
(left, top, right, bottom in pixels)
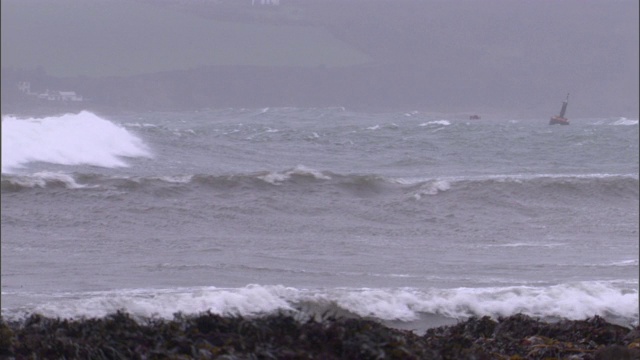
left=2, top=0, right=638, bottom=117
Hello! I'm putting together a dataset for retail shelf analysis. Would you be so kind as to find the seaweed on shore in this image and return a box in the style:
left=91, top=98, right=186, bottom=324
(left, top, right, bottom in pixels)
left=1, top=311, right=638, bottom=359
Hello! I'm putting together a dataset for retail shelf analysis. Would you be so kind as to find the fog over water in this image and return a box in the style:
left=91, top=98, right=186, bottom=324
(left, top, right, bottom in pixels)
left=1, top=0, right=638, bottom=117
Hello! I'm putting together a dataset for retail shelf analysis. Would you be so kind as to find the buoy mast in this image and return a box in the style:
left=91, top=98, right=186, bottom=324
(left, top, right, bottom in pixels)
left=559, top=93, right=569, bottom=118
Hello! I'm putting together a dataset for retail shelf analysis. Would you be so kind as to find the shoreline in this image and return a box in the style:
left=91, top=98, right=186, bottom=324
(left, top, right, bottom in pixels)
left=1, top=311, right=638, bottom=359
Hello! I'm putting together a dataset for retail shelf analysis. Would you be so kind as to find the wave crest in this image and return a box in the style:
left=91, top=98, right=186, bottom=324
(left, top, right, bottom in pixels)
left=1, top=111, right=151, bottom=173
left=4, top=282, right=637, bottom=328
left=3, top=169, right=638, bottom=203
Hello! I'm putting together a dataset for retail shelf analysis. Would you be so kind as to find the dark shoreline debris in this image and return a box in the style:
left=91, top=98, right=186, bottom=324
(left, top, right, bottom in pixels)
left=1, top=311, right=638, bottom=359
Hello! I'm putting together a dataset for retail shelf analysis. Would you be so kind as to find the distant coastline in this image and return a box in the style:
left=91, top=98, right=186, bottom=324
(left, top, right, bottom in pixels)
left=2, top=0, right=638, bottom=118
left=3, top=65, right=638, bottom=119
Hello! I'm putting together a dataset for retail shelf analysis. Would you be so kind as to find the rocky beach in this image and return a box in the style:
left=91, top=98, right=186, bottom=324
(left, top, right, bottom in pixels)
left=2, top=312, right=639, bottom=359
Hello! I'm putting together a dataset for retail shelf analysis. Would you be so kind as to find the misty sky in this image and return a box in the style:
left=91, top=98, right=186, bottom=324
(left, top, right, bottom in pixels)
left=1, top=0, right=638, bottom=116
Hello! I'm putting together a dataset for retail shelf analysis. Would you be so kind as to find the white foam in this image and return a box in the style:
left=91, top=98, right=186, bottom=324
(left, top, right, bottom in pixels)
left=3, top=171, right=88, bottom=189
left=489, top=242, right=567, bottom=248
left=155, top=175, right=194, bottom=184
left=363, top=122, right=399, bottom=130
left=257, top=165, right=331, bottom=185
left=10, top=285, right=295, bottom=320
left=123, top=122, right=158, bottom=128
left=398, top=172, right=638, bottom=187
left=6, top=281, right=636, bottom=325
left=412, top=180, right=451, bottom=199
left=258, top=171, right=291, bottom=185
left=611, top=117, right=638, bottom=126
left=607, top=259, right=639, bottom=267
left=1, top=111, right=151, bottom=173
left=419, top=120, right=450, bottom=126
left=416, top=282, right=639, bottom=321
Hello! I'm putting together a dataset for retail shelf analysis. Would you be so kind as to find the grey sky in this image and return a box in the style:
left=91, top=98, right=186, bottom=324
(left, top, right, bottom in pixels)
left=2, top=0, right=638, bottom=117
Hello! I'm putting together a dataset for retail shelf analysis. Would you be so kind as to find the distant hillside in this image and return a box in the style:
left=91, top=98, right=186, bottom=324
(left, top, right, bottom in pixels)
left=0, top=0, right=372, bottom=77
left=2, top=0, right=638, bottom=117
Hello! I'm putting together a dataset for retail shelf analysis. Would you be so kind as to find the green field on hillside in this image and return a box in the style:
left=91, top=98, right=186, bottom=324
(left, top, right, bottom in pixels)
left=1, top=0, right=372, bottom=77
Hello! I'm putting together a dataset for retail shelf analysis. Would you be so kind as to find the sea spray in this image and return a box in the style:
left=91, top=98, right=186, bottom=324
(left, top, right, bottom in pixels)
left=1, top=111, right=151, bottom=173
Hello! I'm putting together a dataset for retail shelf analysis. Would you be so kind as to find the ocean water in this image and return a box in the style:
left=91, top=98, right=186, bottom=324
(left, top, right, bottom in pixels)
left=1, top=108, right=638, bottom=333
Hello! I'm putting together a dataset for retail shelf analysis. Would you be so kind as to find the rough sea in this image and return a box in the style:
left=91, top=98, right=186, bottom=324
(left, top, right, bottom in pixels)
left=1, top=108, right=638, bottom=333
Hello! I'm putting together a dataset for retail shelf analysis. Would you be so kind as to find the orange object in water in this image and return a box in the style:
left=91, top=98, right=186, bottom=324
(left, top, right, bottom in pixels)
left=550, top=94, right=570, bottom=125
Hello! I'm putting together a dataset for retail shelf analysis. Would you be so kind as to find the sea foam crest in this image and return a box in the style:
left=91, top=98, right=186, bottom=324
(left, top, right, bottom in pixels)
left=412, top=180, right=451, bottom=199
left=2, top=171, right=87, bottom=189
left=611, top=117, right=638, bottom=126
left=8, top=281, right=637, bottom=326
left=9, top=285, right=296, bottom=321
left=417, top=282, right=638, bottom=321
left=419, top=120, right=450, bottom=126
left=257, top=165, right=331, bottom=185
left=1, top=111, right=151, bottom=173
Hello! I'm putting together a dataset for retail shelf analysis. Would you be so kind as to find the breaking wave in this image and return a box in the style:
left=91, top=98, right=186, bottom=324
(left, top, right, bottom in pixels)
left=3, top=281, right=637, bottom=329
left=3, top=168, right=637, bottom=202
left=1, top=111, right=151, bottom=173
left=611, top=117, right=638, bottom=126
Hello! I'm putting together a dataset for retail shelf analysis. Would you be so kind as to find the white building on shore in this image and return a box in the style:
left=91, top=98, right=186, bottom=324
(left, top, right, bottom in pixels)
left=252, top=0, right=279, bottom=5
left=18, top=82, right=83, bottom=102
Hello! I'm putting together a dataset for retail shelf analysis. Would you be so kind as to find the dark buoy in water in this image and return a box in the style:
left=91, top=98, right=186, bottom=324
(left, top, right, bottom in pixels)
left=550, top=93, right=570, bottom=125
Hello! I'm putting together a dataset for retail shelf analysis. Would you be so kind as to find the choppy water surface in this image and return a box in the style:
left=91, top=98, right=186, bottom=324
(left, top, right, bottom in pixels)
left=2, top=108, right=638, bottom=332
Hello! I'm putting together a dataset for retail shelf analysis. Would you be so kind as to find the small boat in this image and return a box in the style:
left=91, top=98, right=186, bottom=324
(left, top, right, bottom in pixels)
left=550, top=93, right=570, bottom=125
left=469, top=114, right=481, bottom=120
